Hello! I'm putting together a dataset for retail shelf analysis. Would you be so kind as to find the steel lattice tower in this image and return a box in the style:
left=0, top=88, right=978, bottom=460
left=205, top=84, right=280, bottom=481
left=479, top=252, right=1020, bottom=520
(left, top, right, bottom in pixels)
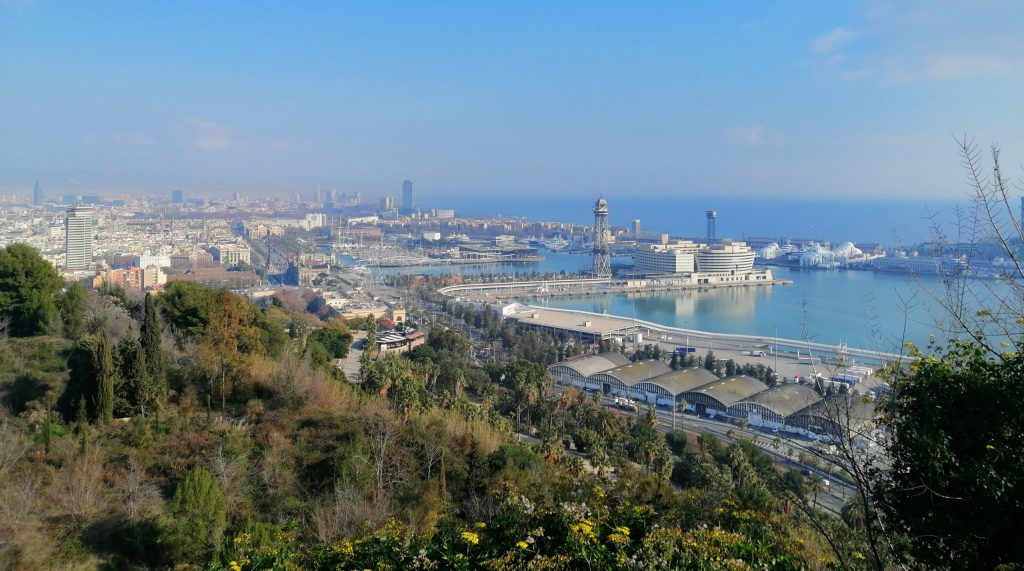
left=592, top=197, right=612, bottom=277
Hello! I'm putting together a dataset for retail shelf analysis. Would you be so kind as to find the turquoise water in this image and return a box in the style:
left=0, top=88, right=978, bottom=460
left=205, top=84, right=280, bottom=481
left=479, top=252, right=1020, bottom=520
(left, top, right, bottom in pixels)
left=525, top=265, right=945, bottom=353
left=371, top=251, right=957, bottom=352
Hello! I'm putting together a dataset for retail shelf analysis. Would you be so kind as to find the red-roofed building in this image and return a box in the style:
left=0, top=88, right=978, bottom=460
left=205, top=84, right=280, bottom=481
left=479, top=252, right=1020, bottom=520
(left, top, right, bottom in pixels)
left=376, top=317, right=397, bottom=331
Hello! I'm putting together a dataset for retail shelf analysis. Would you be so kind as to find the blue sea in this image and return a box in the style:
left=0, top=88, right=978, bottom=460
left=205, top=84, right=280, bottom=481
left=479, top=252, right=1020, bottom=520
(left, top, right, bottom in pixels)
left=432, top=195, right=963, bottom=246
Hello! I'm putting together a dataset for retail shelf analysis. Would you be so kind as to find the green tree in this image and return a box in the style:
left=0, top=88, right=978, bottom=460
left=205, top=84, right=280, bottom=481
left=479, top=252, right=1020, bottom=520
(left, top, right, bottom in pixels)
left=61, top=333, right=115, bottom=423
left=0, top=243, right=64, bottom=337
left=703, top=350, right=716, bottom=373
left=94, top=331, right=115, bottom=424
left=364, top=315, right=377, bottom=356
left=63, top=337, right=99, bottom=421
left=200, top=290, right=265, bottom=409
left=159, top=281, right=217, bottom=339
left=57, top=282, right=89, bottom=338
left=501, top=359, right=550, bottom=430
left=140, top=292, right=166, bottom=415
left=115, top=334, right=147, bottom=416
left=172, top=465, right=227, bottom=560
left=724, top=359, right=737, bottom=376
left=309, top=320, right=354, bottom=359
left=874, top=342, right=1024, bottom=569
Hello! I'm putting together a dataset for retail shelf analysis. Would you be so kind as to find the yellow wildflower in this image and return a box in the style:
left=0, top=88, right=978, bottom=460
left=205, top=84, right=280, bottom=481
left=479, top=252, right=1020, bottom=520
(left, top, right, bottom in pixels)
left=461, top=531, right=480, bottom=545
left=475, top=521, right=487, bottom=529
left=570, top=522, right=597, bottom=542
left=516, top=541, right=529, bottom=549
left=229, top=562, right=242, bottom=571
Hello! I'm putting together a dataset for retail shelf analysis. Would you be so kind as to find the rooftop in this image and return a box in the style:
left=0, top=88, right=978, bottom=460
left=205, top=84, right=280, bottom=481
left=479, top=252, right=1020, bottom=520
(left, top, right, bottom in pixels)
left=550, top=353, right=632, bottom=377
left=645, top=367, right=720, bottom=396
left=685, top=375, right=767, bottom=406
left=741, top=383, right=822, bottom=418
left=509, top=307, right=635, bottom=336
left=592, top=360, right=672, bottom=386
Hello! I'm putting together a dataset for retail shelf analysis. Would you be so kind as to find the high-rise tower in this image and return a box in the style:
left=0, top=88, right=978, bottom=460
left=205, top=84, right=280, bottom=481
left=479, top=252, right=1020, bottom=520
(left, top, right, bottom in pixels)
left=592, top=197, right=612, bottom=277
left=33, top=181, right=43, bottom=206
left=65, top=205, right=94, bottom=271
left=706, top=209, right=717, bottom=242
left=402, top=180, right=413, bottom=211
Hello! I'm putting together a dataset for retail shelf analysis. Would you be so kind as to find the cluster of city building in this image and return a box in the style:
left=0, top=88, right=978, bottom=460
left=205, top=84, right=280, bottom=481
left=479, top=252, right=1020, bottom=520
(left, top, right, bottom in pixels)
left=0, top=184, right=259, bottom=291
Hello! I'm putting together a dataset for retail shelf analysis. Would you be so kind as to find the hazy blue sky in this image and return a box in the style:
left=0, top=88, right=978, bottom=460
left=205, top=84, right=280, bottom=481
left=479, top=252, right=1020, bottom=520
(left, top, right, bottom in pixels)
left=2, top=1, right=1022, bottom=199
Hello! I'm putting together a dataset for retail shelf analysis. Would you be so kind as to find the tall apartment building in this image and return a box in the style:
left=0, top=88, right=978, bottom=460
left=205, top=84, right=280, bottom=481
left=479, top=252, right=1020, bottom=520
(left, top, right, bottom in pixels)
left=64, top=205, right=94, bottom=271
left=33, top=181, right=44, bottom=206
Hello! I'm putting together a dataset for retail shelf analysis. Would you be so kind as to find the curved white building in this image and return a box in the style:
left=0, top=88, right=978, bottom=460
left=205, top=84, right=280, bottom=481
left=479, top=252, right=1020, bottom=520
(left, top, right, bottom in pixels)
left=832, top=242, right=863, bottom=262
left=696, top=240, right=756, bottom=274
left=757, top=242, right=781, bottom=260
left=799, top=242, right=833, bottom=267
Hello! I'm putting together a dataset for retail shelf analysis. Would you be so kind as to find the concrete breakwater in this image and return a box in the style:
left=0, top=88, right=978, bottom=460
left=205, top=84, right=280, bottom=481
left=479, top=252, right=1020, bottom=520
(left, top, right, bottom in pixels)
left=438, top=276, right=793, bottom=301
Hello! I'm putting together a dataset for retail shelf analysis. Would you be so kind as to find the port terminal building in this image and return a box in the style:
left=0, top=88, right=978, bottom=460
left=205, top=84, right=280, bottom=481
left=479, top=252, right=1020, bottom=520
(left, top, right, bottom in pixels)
left=631, top=238, right=773, bottom=284
left=549, top=353, right=839, bottom=438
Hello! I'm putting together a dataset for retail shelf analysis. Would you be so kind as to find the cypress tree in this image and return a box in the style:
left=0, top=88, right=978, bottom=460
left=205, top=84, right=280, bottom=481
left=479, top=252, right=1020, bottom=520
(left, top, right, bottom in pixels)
left=116, top=334, right=147, bottom=416
left=95, top=331, right=115, bottom=424
left=140, top=293, right=166, bottom=414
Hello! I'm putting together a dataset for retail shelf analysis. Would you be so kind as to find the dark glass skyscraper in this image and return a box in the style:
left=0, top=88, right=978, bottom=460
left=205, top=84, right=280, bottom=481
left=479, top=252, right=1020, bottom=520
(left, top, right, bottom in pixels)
left=171, top=189, right=184, bottom=204
left=33, top=181, right=43, bottom=206
left=401, top=180, right=413, bottom=211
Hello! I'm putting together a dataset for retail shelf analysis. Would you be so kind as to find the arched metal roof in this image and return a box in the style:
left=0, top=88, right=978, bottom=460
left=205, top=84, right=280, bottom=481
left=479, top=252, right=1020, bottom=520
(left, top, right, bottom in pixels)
left=548, top=353, right=631, bottom=378
left=590, top=360, right=672, bottom=387
left=645, top=367, right=720, bottom=396
left=682, top=375, right=767, bottom=408
left=733, top=383, right=822, bottom=419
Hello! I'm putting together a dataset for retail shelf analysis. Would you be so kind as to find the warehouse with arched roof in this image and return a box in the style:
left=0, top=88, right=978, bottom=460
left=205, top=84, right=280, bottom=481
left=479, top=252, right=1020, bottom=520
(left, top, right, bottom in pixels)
left=788, top=398, right=876, bottom=441
left=636, top=367, right=721, bottom=407
left=590, top=360, right=672, bottom=402
left=548, top=353, right=632, bottom=391
left=682, top=375, right=767, bottom=415
left=727, top=383, right=822, bottom=428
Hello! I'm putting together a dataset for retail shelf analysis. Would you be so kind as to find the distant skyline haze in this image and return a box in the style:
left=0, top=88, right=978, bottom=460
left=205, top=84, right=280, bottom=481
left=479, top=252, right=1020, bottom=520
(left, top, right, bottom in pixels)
left=2, top=1, right=1022, bottom=201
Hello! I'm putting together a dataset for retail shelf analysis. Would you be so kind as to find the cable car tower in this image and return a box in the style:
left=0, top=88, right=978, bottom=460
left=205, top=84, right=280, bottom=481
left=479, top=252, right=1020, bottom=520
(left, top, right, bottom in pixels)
left=592, top=196, right=612, bottom=277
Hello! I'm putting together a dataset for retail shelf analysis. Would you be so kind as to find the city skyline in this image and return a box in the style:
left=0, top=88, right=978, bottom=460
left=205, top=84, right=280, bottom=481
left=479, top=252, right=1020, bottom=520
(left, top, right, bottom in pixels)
left=2, top=2, right=1023, bottom=200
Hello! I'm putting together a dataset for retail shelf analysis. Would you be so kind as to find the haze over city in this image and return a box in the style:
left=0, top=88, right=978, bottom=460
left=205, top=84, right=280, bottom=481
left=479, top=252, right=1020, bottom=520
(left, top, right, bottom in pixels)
left=3, top=0, right=1023, bottom=199
left=4, top=2, right=1024, bottom=570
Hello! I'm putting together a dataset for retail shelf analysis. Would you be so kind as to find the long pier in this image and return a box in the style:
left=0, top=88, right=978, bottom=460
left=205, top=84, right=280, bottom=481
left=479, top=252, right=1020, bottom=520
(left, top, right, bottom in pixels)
left=438, top=275, right=793, bottom=300
left=532, top=306, right=905, bottom=367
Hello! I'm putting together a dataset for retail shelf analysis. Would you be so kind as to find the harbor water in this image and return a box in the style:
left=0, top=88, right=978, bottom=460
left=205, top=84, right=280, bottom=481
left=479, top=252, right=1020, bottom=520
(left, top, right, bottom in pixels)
left=365, top=252, right=960, bottom=353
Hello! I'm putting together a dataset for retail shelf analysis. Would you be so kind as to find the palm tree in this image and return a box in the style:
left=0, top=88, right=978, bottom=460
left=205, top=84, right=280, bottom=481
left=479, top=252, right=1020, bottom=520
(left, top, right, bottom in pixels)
left=810, top=476, right=826, bottom=508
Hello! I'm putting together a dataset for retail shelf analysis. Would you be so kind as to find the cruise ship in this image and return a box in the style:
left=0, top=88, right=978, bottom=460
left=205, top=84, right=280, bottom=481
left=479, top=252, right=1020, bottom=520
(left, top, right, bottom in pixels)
left=540, top=235, right=571, bottom=251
